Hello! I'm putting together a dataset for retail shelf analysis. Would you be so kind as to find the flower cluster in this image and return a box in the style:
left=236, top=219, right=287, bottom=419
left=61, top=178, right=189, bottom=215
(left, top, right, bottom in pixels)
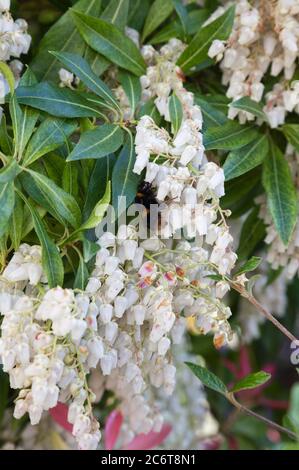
left=257, top=146, right=299, bottom=278
left=207, top=0, right=299, bottom=125
left=0, top=0, right=31, bottom=109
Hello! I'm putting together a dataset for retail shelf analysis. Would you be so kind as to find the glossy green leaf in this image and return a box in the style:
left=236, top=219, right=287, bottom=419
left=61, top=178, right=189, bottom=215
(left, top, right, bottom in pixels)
left=23, top=198, right=64, bottom=287
left=0, top=61, right=15, bottom=94
left=223, top=134, right=269, bottom=180
left=169, top=93, right=183, bottom=136
left=51, top=51, right=120, bottom=111
left=73, top=11, right=146, bottom=76
left=172, top=0, right=188, bottom=39
left=0, top=160, right=22, bottom=184
left=263, top=140, right=297, bottom=245
left=112, top=134, right=141, bottom=214
left=0, top=115, right=13, bottom=155
left=9, top=94, right=24, bottom=154
left=24, top=118, right=77, bottom=166
left=74, top=252, right=89, bottom=290
left=0, top=182, right=15, bottom=238
left=231, top=97, right=268, bottom=122
left=231, top=371, right=271, bottom=393
left=20, top=170, right=81, bottom=229
left=235, top=256, right=262, bottom=276
left=195, top=96, right=228, bottom=129
left=138, top=98, right=161, bottom=125
left=119, top=71, right=141, bottom=117
left=83, top=239, right=99, bottom=263
left=142, top=0, right=174, bottom=41
left=177, top=6, right=235, bottom=71
left=281, top=124, right=299, bottom=153
left=67, top=124, right=124, bottom=161
left=16, top=82, right=104, bottom=118
left=62, top=162, right=79, bottom=199
left=30, top=0, right=102, bottom=82
left=10, top=193, right=23, bottom=251
left=186, top=362, right=228, bottom=395
left=204, top=122, right=258, bottom=150
left=101, top=0, right=129, bottom=31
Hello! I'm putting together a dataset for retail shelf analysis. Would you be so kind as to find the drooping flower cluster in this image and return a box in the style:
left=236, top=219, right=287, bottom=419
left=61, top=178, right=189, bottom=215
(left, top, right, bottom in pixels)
left=0, top=248, right=102, bottom=450
left=257, top=146, right=299, bottom=278
left=207, top=0, right=299, bottom=125
left=0, top=0, right=31, bottom=110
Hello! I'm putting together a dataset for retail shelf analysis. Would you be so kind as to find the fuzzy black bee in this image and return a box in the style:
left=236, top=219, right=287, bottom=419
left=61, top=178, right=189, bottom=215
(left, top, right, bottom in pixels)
left=135, top=181, right=159, bottom=229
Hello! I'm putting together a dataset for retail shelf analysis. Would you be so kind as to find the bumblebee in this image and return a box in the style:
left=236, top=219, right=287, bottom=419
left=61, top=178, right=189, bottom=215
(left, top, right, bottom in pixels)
left=135, top=181, right=159, bottom=229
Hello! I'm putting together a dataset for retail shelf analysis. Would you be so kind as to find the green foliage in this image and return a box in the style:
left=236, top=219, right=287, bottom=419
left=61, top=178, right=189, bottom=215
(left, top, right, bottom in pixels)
left=231, top=371, right=271, bottom=393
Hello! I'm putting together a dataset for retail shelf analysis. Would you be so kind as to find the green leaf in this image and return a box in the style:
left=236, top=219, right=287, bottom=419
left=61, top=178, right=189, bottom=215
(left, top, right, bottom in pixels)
left=0, top=115, right=13, bottom=155
left=231, top=371, right=271, bottom=393
left=0, top=182, right=15, bottom=238
left=119, top=71, right=141, bottom=117
left=24, top=118, right=77, bottom=166
left=51, top=51, right=120, bottom=112
left=83, top=153, right=116, bottom=221
left=83, top=239, right=99, bottom=263
left=16, top=82, right=104, bottom=118
left=30, top=0, right=102, bottom=82
left=281, top=124, right=299, bottom=153
left=0, top=160, right=22, bottom=184
left=231, top=97, right=268, bottom=122
left=262, top=139, right=298, bottom=245
left=80, top=181, right=111, bottom=231
left=62, top=162, right=79, bottom=199
left=237, top=207, right=266, bottom=261
left=101, top=0, right=129, bottom=31
left=74, top=252, right=89, bottom=290
left=0, top=61, right=15, bottom=94
left=177, top=5, right=235, bottom=72
left=10, top=193, right=23, bottom=251
left=9, top=94, right=24, bottom=154
left=204, top=121, right=258, bottom=150
left=112, top=134, right=141, bottom=214
left=185, top=362, right=227, bottom=395
left=20, top=170, right=81, bottom=229
left=142, top=0, right=174, bottom=41
left=285, top=383, right=299, bottom=434
left=169, top=93, right=183, bottom=136
left=195, top=96, right=228, bottom=129
left=73, top=11, right=146, bottom=76
left=223, top=134, right=269, bottom=180
left=235, top=256, right=262, bottom=276
left=67, top=124, right=124, bottom=161
left=172, top=0, right=188, bottom=39
left=23, top=198, right=64, bottom=287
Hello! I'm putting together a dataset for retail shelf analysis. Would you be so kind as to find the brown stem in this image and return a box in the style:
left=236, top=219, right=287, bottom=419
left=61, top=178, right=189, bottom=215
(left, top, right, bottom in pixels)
left=227, top=393, right=298, bottom=441
left=232, top=282, right=298, bottom=344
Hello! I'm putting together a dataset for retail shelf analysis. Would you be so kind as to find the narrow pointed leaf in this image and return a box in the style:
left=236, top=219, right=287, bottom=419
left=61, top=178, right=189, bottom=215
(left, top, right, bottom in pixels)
left=235, top=256, right=262, bottom=276
left=9, top=94, right=24, bottom=153
left=24, top=199, right=64, bottom=287
left=119, top=71, right=141, bottom=117
left=263, top=140, right=297, bottom=245
left=72, top=11, right=146, bottom=76
left=24, top=118, right=77, bottom=166
left=10, top=193, right=23, bottom=251
left=30, top=0, right=102, bottom=82
left=142, top=0, right=174, bottom=41
left=231, top=97, right=268, bottom=122
left=237, top=207, right=266, bottom=261
left=17, top=68, right=39, bottom=158
left=177, top=6, right=235, bottom=71
left=101, top=0, right=129, bottom=31
left=20, top=170, right=81, bottom=229
left=67, top=124, right=123, bottom=161
left=281, top=124, right=299, bottom=153
left=0, top=182, right=15, bottom=238
left=80, top=181, right=111, bottom=231
left=16, top=82, right=104, bottom=118
left=169, top=93, right=183, bottom=136
left=204, top=122, right=258, bottom=150
left=231, top=371, right=271, bottom=393
left=74, top=253, right=89, bottom=290
left=223, top=134, right=269, bottom=180
left=186, top=363, right=227, bottom=395
left=50, top=51, right=120, bottom=111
